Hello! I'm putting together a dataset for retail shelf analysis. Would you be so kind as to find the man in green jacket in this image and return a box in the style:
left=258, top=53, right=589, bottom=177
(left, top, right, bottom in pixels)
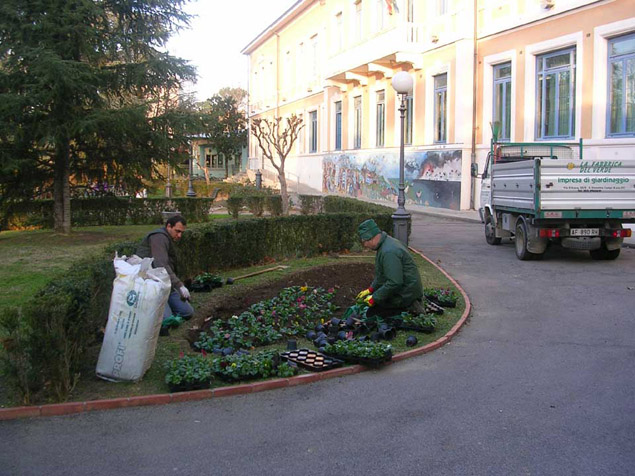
left=356, top=219, right=424, bottom=317
left=137, top=214, right=194, bottom=322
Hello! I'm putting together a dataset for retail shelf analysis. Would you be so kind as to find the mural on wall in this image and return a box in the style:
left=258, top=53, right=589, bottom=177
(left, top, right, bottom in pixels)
left=323, top=149, right=462, bottom=210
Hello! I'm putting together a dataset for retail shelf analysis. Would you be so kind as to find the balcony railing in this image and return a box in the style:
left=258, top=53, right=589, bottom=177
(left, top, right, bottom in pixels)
left=325, top=22, right=427, bottom=79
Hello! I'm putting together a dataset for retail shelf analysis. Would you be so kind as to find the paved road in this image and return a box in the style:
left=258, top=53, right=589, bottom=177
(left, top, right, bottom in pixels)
left=2, top=215, right=634, bottom=476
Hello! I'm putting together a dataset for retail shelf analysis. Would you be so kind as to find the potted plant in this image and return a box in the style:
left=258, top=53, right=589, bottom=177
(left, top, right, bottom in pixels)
left=191, top=272, right=224, bottom=292
left=164, top=353, right=213, bottom=392
left=398, top=312, right=438, bottom=334
left=424, top=287, right=459, bottom=308
left=323, top=339, right=392, bottom=367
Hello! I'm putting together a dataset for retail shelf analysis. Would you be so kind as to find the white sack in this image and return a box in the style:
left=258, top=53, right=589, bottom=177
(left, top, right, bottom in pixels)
left=96, top=255, right=171, bottom=382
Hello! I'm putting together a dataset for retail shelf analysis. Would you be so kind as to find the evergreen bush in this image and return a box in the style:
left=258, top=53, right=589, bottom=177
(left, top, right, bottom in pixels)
left=1, top=197, right=215, bottom=230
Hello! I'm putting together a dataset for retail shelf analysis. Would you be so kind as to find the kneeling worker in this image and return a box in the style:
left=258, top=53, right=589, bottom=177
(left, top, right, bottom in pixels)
left=356, top=219, right=424, bottom=318
left=137, top=214, right=194, bottom=322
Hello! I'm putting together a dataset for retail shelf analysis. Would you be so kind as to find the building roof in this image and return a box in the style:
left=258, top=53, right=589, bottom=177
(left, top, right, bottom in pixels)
left=240, top=0, right=307, bottom=55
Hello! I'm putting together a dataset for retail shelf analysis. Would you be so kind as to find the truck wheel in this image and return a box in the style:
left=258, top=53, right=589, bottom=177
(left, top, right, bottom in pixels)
left=589, top=245, right=621, bottom=260
left=485, top=215, right=501, bottom=245
left=515, top=221, right=538, bottom=261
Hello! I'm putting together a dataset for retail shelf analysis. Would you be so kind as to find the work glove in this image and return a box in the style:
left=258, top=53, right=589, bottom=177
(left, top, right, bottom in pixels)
left=356, top=288, right=373, bottom=301
left=179, top=285, right=191, bottom=301
left=363, top=295, right=375, bottom=307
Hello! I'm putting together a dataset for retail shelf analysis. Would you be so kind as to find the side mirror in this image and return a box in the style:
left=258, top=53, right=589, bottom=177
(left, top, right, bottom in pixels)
left=470, top=163, right=479, bottom=178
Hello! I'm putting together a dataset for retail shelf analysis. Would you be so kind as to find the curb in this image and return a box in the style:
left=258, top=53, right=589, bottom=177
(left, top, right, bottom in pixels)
left=0, top=248, right=471, bottom=421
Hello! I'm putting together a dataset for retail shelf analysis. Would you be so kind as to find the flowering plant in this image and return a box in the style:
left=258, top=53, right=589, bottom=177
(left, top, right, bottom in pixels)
left=424, top=287, right=458, bottom=307
left=195, top=286, right=338, bottom=353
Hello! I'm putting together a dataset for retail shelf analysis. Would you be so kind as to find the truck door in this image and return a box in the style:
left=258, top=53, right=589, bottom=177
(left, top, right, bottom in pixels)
left=480, top=152, right=493, bottom=213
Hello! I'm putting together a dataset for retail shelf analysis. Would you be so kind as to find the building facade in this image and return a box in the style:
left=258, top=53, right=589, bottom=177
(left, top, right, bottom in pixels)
left=242, top=0, right=635, bottom=211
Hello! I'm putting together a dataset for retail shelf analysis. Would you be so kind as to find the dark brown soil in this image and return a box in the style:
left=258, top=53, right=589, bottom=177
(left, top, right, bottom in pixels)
left=189, top=262, right=374, bottom=337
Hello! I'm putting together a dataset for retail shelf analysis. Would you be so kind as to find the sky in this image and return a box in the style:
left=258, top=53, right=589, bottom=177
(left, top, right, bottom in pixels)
left=167, top=0, right=296, bottom=101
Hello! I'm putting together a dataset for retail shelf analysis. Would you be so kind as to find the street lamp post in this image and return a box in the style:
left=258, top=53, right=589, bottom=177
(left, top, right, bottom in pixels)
left=165, top=164, right=172, bottom=198
left=391, top=71, right=413, bottom=246
left=186, top=147, right=197, bottom=197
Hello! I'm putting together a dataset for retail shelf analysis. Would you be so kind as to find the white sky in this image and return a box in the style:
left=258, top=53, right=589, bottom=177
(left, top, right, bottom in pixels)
left=167, top=0, right=296, bottom=101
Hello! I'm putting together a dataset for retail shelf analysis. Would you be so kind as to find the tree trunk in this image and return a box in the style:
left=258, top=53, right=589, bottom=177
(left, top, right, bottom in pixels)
left=278, top=170, right=289, bottom=215
left=53, top=141, right=71, bottom=234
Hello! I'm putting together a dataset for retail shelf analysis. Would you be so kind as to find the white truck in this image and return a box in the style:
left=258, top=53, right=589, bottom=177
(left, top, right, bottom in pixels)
left=472, top=139, right=635, bottom=260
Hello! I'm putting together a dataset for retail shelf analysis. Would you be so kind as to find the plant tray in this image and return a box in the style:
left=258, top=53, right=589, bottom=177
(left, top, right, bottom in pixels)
left=423, top=299, right=446, bottom=314
left=280, top=349, right=343, bottom=372
left=324, top=350, right=393, bottom=368
left=426, top=296, right=457, bottom=308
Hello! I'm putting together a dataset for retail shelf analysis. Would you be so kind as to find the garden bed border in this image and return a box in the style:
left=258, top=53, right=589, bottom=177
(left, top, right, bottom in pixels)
left=0, top=247, right=471, bottom=421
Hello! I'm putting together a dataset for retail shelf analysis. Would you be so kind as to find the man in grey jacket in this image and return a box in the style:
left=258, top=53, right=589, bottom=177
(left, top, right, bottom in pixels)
left=137, top=214, right=194, bottom=321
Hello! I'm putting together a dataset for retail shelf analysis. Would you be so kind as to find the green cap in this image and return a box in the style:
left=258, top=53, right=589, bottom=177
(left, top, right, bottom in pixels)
left=358, top=219, right=381, bottom=241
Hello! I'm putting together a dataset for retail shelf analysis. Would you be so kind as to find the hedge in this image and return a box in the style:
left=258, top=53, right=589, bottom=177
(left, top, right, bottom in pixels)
left=0, top=198, right=399, bottom=403
left=1, top=197, right=216, bottom=230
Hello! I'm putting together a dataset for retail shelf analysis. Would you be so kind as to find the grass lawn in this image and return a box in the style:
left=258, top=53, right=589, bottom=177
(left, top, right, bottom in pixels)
left=0, top=225, right=158, bottom=314
left=0, top=223, right=466, bottom=407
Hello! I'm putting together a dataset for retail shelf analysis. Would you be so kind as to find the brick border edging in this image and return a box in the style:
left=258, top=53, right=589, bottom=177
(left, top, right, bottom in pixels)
left=0, top=247, right=471, bottom=421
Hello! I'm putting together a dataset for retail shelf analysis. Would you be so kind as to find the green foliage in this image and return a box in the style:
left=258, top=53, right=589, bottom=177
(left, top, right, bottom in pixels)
left=0, top=0, right=198, bottom=232
left=199, top=94, right=247, bottom=178
left=225, top=196, right=244, bottom=218
left=0, top=247, right=123, bottom=403
left=322, top=196, right=394, bottom=214
left=0, top=197, right=398, bottom=403
left=1, top=198, right=215, bottom=229
left=299, top=195, right=324, bottom=215
left=191, top=272, right=223, bottom=291
left=177, top=209, right=394, bottom=277
left=398, top=312, right=438, bottom=332
left=194, top=286, right=337, bottom=352
left=424, top=287, right=459, bottom=306
left=245, top=196, right=265, bottom=217
left=324, top=339, right=392, bottom=360
left=210, top=350, right=297, bottom=382
left=164, top=354, right=213, bottom=391
left=265, top=196, right=283, bottom=217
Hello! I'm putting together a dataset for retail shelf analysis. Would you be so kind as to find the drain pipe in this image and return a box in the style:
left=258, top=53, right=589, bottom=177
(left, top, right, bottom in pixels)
left=469, top=0, right=478, bottom=210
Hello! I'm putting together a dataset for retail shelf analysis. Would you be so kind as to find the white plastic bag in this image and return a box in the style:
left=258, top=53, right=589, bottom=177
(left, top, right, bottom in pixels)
left=96, top=255, right=171, bottom=382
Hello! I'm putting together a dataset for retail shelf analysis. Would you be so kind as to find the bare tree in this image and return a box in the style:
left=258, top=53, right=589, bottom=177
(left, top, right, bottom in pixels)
left=251, top=115, right=304, bottom=215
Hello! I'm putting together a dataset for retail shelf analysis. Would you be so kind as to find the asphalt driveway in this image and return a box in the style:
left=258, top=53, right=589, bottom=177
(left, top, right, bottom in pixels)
left=2, top=214, right=634, bottom=476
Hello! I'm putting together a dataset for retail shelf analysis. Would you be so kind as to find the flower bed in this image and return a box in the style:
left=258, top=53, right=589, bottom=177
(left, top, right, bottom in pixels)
left=194, top=286, right=337, bottom=353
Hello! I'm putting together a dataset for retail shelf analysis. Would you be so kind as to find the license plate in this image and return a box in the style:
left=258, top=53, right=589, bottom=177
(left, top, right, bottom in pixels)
left=570, top=228, right=599, bottom=236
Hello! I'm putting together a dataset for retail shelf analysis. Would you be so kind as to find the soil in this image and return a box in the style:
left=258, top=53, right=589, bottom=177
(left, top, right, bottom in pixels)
left=188, top=262, right=374, bottom=340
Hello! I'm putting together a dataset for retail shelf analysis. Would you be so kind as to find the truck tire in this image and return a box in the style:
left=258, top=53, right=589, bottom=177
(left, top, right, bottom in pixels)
left=589, top=245, right=621, bottom=260
left=485, top=214, right=501, bottom=245
left=515, top=221, right=539, bottom=261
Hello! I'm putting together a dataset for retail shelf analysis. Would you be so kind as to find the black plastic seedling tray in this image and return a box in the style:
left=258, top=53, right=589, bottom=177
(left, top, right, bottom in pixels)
left=280, top=349, right=343, bottom=372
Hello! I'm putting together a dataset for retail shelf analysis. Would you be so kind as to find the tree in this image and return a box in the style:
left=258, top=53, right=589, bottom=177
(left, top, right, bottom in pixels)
left=200, top=93, right=247, bottom=179
left=217, top=87, right=248, bottom=112
left=251, top=115, right=304, bottom=215
left=0, top=0, right=198, bottom=233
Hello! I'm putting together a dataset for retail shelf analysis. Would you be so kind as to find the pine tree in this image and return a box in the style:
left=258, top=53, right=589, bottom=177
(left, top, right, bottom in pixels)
left=0, top=0, right=198, bottom=233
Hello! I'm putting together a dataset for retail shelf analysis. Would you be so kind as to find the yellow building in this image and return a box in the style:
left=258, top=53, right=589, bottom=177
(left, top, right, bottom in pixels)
left=242, top=0, right=635, bottom=211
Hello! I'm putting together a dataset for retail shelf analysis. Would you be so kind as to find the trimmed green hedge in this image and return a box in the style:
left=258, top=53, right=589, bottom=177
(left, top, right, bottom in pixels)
left=1, top=197, right=216, bottom=229
left=0, top=197, right=399, bottom=404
